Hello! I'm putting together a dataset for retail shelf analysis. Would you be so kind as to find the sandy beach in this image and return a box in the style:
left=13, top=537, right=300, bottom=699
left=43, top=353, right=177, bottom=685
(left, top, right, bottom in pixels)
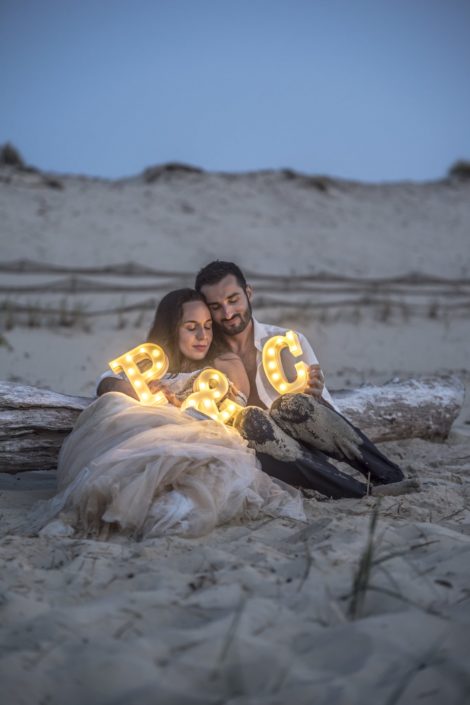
left=1, top=162, right=469, bottom=703
left=2, top=428, right=470, bottom=704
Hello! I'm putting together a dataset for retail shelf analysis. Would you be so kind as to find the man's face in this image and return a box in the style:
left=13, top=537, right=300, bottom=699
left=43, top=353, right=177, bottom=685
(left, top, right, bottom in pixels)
left=200, top=274, right=253, bottom=336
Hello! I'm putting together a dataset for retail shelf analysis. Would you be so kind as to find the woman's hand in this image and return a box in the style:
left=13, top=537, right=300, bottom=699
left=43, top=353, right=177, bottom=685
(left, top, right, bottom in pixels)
left=148, top=379, right=182, bottom=407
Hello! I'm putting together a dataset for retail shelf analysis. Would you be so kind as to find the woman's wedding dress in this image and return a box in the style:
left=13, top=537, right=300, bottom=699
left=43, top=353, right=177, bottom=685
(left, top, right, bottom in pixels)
left=29, top=391, right=305, bottom=538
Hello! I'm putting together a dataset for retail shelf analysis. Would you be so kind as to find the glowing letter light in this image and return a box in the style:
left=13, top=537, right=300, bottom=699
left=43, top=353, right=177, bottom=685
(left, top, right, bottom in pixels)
left=108, top=343, right=169, bottom=405
left=181, top=368, right=243, bottom=423
left=262, top=330, right=309, bottom=395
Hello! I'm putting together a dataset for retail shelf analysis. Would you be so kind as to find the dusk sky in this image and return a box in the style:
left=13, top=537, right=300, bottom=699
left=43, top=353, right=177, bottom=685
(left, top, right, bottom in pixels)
left=1, top=0, right=469, bottom=182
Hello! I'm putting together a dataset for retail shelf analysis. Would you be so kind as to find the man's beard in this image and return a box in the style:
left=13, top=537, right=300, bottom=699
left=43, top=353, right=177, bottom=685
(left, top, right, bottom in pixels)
left=218, top=301, right=252, bottom=336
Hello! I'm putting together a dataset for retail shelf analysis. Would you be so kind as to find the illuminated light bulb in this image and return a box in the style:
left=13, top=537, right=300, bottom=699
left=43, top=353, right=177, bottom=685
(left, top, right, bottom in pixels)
left=127, top=367, right=136, bottom=376
left=134, top=380, right=142, bottom=388
left=267, top=348, right=276, bottom=358
left=279, top=383, right=287, bottom=392
left=218, top=393, right=244, bottom=424
left=152, top=349, right=160, bottom=357
left=268, top=361, right=277, bottom=370
left=199, top=382, right=207, bottom=391
left=141, top=393, right=149, bottom=401
left=204, top=399, right=212, bottom=409
left=298, top=368, right=306, bottom=377
left=213, top=391, right=221, bottom=399
left=286, top=332, right=298, bottom=353
left=125, top=355, right=133, bottom=363
left=156, top=361, right=163, bottom=370
left=286, top=335, right=298, bottom=353
left=272, top=372, right=280, bottom=381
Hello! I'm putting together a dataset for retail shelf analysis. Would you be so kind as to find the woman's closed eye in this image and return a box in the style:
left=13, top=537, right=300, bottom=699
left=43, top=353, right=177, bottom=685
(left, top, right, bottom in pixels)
left=185, top=323, right=212, bottom=333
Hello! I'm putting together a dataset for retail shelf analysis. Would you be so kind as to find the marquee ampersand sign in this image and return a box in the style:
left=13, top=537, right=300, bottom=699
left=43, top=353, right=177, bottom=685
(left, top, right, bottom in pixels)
left=108, top=343, right=169, bottom=405
left=181, top=368, right=243, bottom=423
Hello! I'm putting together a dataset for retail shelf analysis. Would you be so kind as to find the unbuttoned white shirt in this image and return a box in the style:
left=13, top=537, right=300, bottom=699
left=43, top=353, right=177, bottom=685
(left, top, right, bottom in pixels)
left=251, top=317, right=337, bottom=410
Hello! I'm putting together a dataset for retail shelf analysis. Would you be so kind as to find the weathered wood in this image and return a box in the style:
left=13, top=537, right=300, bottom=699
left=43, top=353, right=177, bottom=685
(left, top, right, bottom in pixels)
left=334, top=374, right=465, bottom=442
left=0, top=382, right=89, bottom=473
left=0, top=376, right=465, bottom=473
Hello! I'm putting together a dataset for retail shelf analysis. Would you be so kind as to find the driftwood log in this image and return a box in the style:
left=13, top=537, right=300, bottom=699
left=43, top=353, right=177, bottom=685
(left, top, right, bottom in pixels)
left=0, top=376, right=465, bottom=474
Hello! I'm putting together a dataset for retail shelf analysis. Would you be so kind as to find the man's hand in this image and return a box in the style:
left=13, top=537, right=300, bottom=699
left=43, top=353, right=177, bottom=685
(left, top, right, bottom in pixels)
left=304, top=364, right=324, bottom=399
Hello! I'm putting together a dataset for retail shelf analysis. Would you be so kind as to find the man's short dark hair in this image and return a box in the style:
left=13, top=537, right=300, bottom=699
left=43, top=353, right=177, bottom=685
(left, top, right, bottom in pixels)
left=195, top=261, right=247, bottom=292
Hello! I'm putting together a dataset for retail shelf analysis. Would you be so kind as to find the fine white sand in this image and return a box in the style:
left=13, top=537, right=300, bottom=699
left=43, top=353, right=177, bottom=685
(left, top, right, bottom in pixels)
left=1, top=428, right=470, bottom=704
left=1, top=162, right=469, bottom=702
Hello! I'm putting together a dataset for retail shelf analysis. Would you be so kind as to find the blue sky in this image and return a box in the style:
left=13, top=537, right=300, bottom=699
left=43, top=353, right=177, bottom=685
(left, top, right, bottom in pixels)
left=1, top=0, right=469, bottom=181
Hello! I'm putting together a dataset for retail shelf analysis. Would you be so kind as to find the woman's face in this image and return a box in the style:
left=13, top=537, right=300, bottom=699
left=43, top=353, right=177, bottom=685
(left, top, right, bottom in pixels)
left=178, top=300, right=213, bottom=362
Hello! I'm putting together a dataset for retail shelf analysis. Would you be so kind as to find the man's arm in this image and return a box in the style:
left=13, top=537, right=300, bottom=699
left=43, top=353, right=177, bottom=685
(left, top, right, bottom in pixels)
left=96, top=375, right=138, bottom=399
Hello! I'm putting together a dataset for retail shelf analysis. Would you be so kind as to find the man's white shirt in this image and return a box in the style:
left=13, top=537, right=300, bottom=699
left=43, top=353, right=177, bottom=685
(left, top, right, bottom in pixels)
left=251, top=318, right=337, bottom=410
left=96, top=316, right=336, bottom=410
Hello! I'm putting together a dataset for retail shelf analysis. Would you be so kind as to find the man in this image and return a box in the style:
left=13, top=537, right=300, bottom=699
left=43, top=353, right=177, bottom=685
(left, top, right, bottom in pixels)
left=195, top=261, right=414, bottom=499
left=195, top=260, right=333, bottom=410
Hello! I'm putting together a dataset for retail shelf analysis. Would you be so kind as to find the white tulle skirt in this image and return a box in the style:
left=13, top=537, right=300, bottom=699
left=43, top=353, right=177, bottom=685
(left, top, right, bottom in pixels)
left=29, top=393, right=305, bottom=538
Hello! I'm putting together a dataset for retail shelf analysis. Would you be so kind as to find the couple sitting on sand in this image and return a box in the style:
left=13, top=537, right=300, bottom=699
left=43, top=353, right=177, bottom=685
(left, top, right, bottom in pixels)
left=31, top=261, right=411, bottom=539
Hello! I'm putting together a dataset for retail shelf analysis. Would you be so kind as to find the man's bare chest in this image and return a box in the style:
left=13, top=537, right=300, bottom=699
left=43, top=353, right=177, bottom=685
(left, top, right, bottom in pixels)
left=239, top=348, right=265, bottom=408
left=240, top=348, right=257, bottom=381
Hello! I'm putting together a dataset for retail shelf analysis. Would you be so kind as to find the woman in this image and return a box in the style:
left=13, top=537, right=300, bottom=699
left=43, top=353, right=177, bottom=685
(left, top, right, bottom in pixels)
left=146, top=288, right=250, bottom=407
left=27, top=290, right=304, bottom=539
